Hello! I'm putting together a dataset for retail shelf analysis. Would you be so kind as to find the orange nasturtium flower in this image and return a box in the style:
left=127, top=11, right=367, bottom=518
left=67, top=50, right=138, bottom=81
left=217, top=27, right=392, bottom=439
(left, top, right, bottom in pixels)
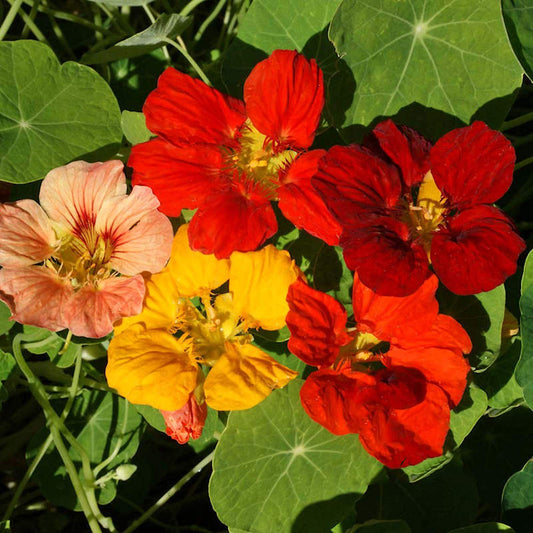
left=106, top=224, right=300, bottom=443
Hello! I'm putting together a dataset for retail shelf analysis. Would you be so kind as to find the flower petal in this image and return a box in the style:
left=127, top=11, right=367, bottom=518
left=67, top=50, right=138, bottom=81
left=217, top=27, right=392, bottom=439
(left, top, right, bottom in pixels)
left=430, top=121, right=515, bottom=208
left=230, top=245, right=301, bottom=330
left=204, top=342, right=298, bottom=411
left=286, top=279, right=351, bottom=367
left=352, top=272, right=439, bottom=342
left=129, top=138, right=226, bottom=216
left=107, top=324, right=198, bottom=411
left=63, top=276, right=145, bottom=338
left=143, top=67, right=246, bottom=146
left=431, top=205, right=526, bottom=295
left=96, top=185, right=173, bottom=275
left=278, top=150, right=342, bottom=246
left=40, top=160, right=126, bottom=232
left=0, top=266, right=72, bottom=331
left=0, top=200, right=57, bottom=266
left=244, top=50, right=324, bottom=149
left=188, top=187, right=277, bottom=259
left=162, top=392, right=207, bottom=444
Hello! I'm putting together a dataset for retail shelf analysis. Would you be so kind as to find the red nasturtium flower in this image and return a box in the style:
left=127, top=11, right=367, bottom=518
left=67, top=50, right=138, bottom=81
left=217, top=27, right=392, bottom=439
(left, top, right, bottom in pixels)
left=286, top=274, right=472, bottom=468
left=128, top=49, right=341, bottom=258
left=312, top=120, right=525, bottom=296
left=0, top=161, right=173, bottom=338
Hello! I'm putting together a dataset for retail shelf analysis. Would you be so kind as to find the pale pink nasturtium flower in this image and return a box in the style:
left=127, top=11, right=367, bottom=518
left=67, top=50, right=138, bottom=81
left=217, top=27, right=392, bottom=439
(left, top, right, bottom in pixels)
left=0, top=160, right=173, bottom=338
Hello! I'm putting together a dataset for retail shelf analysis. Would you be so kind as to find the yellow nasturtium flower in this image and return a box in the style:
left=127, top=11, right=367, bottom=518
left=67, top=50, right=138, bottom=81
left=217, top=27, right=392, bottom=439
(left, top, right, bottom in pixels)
left=106, top=224, right=300, bottom=413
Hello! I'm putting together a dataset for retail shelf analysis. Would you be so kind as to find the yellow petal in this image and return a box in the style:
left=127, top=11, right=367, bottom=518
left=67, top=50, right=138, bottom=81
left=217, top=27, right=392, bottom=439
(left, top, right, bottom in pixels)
left=229, top=245, right=301, bottom=330
left=417, top=171, right=446, bottom=222
left=167, top=224, right=230, bottom=297
left=204, top=342, right=298, bottom=411
left=106, top=324, right=198, bottom=411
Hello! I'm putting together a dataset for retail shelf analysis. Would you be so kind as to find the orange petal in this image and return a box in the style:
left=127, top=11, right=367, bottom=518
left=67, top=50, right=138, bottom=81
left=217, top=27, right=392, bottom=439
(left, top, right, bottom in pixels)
left=204, top=342, right=298, bottom=411
left=107, top=324, right=198, bottom=411
left=229, top=245, right=301, bottom=330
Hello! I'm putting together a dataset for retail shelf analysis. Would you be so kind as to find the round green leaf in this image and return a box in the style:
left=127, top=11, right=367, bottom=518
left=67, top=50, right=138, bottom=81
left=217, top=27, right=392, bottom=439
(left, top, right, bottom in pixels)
left=503, top=0, right=533, bottom=80
left=209, top=380, right=382, bottom=533
left=0, top=40, right=122, bottom=184
left=329, top=0, right=523, bottom=138
left=517, top=283, right=533, bottom=409
left=503, top=460, right=533, bottom=512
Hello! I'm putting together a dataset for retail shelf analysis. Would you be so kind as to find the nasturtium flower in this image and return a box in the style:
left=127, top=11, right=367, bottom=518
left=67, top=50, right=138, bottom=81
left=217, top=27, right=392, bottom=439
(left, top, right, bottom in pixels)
left=286, top=274, right=471, bottom=468
left=128, top=49, right=341, bottom=258
left=312, top=120, right=525, bottom=296
left=0, top=161, right=173, bottom=338
left=106, top=225, right=300, bottom=441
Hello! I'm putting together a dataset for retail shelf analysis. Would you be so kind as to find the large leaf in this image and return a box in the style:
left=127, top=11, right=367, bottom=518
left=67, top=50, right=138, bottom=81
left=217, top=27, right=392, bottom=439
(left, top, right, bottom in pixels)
left=209, top=380, right=382, bottom=533
left=121, top=110, right=151, bottom=146
left=82, top=14, right=190, bottom=64
left=329, top=0, right=523, bottom=139
left=502, top=460, right=533, bottom=529
left=0, top=41, right=121, bottom=184
left=0, top=302, right=14, bottom=336
left=516, top=261, right=533, bottom=408
left=352, top=520, right=411, bottom=532
left=502, top=0, right=533, bottom=79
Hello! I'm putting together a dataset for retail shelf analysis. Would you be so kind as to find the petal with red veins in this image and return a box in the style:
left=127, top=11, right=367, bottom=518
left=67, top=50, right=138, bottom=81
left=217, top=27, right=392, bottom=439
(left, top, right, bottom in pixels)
left=372, top=119, right=432, bottom=187
left=0, top=200, right=57, bottom=267
left=430, top=121, right=515, bottom=208
left=431, top=205, right=525, bottom=295
left=188, top=187, right=277, bottom=258
left=0, top=266, right=72, bottom=332
left=352, top=272, right=439, bottom=342
left=129, top=138, right=226, bottom=216
left=63, top=275, right=145, bottom=338
left=162, top=395, right=207, bottom=444
left=286, top=279, right=351, bottom=367
left=143, top=67, right=246, bottom=146
left=40, top=160, right=126, bottom=233
left=278, top=150, right=342, bottom=246
left=244, top=50, right=324, bottom=149
left=96, top=185, right=173, bottom=275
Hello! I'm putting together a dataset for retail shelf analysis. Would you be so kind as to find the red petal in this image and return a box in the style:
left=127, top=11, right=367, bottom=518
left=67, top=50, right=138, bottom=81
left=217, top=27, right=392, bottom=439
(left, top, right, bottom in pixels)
left=430, top=121, right=515, bottom=208
left=286, top=279, right=351, bottom=367
left=129, top=138, right=225, bottom=216
left=352, top=272, right=439, bottom=342
left=188, top=187, right=277, bottom=258
left=244, top=50, right=324, bottom=149
left=143, top=67, right=246, bottom=146
left=341, top=216, right=431, bottom=297
left=431, top=205, right=526, bottom=295
left=278, top=150, right=342, bottom=246
left=372, top=119, right=432, bottom=187
left=162, top=395, right=207, bottom=444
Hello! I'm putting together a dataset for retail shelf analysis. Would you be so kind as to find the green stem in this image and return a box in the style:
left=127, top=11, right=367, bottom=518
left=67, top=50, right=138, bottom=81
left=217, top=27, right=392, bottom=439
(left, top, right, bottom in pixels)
left=515, top=155, right=533, bottom=172
left=143, top=4, right=171, bottom=62
left=180, top=0, right=208, bottom=17
left=502, top=111, right=533, bottom=131
left=163, top=37, right=212, bottom=86
left=123, top=451, right=215, bottom=533
left=19, top=0, right=42, bottom=40
left=0, top=0, right=24, bottom=40
left=194, top=0, right=226, bottom=42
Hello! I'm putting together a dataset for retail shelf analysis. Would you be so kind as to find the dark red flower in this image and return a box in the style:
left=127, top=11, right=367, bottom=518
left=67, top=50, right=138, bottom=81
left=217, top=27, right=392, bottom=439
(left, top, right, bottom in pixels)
left=313, top=120, right=525, bottom=296
left=129, top=50, right=341, bottom=258
left=286, top=275, right=471, bottom=468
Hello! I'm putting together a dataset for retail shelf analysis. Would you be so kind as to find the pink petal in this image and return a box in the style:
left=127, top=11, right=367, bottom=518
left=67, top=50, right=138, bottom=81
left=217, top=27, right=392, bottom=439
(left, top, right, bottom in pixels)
left=0, top=200, right=57, bottom=267
left=63, top=276, right=145, bottom=338
left=96, top=185, right=173, bottom=275
left=0, top=266, right=73, bottom=331
left=40, top=160, right=126, bottom=234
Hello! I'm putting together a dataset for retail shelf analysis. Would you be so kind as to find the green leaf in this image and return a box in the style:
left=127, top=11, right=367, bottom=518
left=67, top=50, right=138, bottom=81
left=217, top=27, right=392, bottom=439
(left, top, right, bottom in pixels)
left=210, top=380, right=382, bottom=533
left=329, top=0, right=523, bottom=139
left=121, top=110, right=151, bottom=145
left=352, top=520, right=411, bottom=532
left=520, top=250, right=533, bottom=295
left=0, top=41, right=122, bottom=184
left=437, top=285, right=506, bottom=370
left=0, top=521, right=10, bottom=532
left=0, top=301, right=14, bottom=336
left=516, top=283, right=533, bottom=408
left=22, top=326, right=80, bottom=368
left=502, top=460, right=533, bottom=513
left=0, top=350, right=15, bottom=381
left=134, top=403, right=166, bottom=432
left=503, top=0, right=533, bottom=79
left=82, top=14, right=191, bottom=64
left=87, top=0, right=155, bottom=5
left=449, top=524, right=515, bottom=532
left=188, top=407, right=226, bottom=453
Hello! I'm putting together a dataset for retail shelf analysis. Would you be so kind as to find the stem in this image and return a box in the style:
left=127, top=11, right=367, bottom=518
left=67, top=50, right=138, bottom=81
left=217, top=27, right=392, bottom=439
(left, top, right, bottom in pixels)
left=515, top=155, right=533, bottom=172
left=180, top=0, right=208, bottom=17
left=123, top=451, right=215, bottom=533
left=20, top=0, right=40, bottom=38
left=194, top=0, right=226, bottom=42
left=163, top=37, right=212, bottom=86
left=143, top=4, right=171, bottom=62
left=0, top=0, right=24, bottom=40
left=502, top=111, right=533, bottom=131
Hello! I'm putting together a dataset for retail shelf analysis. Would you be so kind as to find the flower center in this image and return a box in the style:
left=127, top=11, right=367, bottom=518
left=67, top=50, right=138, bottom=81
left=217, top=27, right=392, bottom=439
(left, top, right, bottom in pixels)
left=336, top=331, right=383, bottom=369
left=403, top=171, right=446, bottom=255
left=230, top=120, right=296, bottom=199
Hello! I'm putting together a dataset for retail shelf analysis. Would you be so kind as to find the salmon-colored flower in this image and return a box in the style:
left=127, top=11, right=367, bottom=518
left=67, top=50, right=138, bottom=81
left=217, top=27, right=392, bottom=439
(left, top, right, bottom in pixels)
left=106, top=225, right=300, bottom=442
left=313, top=120, right=525, bottom=296
left=286, top=274, right=471, bottom=468
left=0, top=161, right=173, bottom=338
left=128, top=49, right=341, bottom=258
